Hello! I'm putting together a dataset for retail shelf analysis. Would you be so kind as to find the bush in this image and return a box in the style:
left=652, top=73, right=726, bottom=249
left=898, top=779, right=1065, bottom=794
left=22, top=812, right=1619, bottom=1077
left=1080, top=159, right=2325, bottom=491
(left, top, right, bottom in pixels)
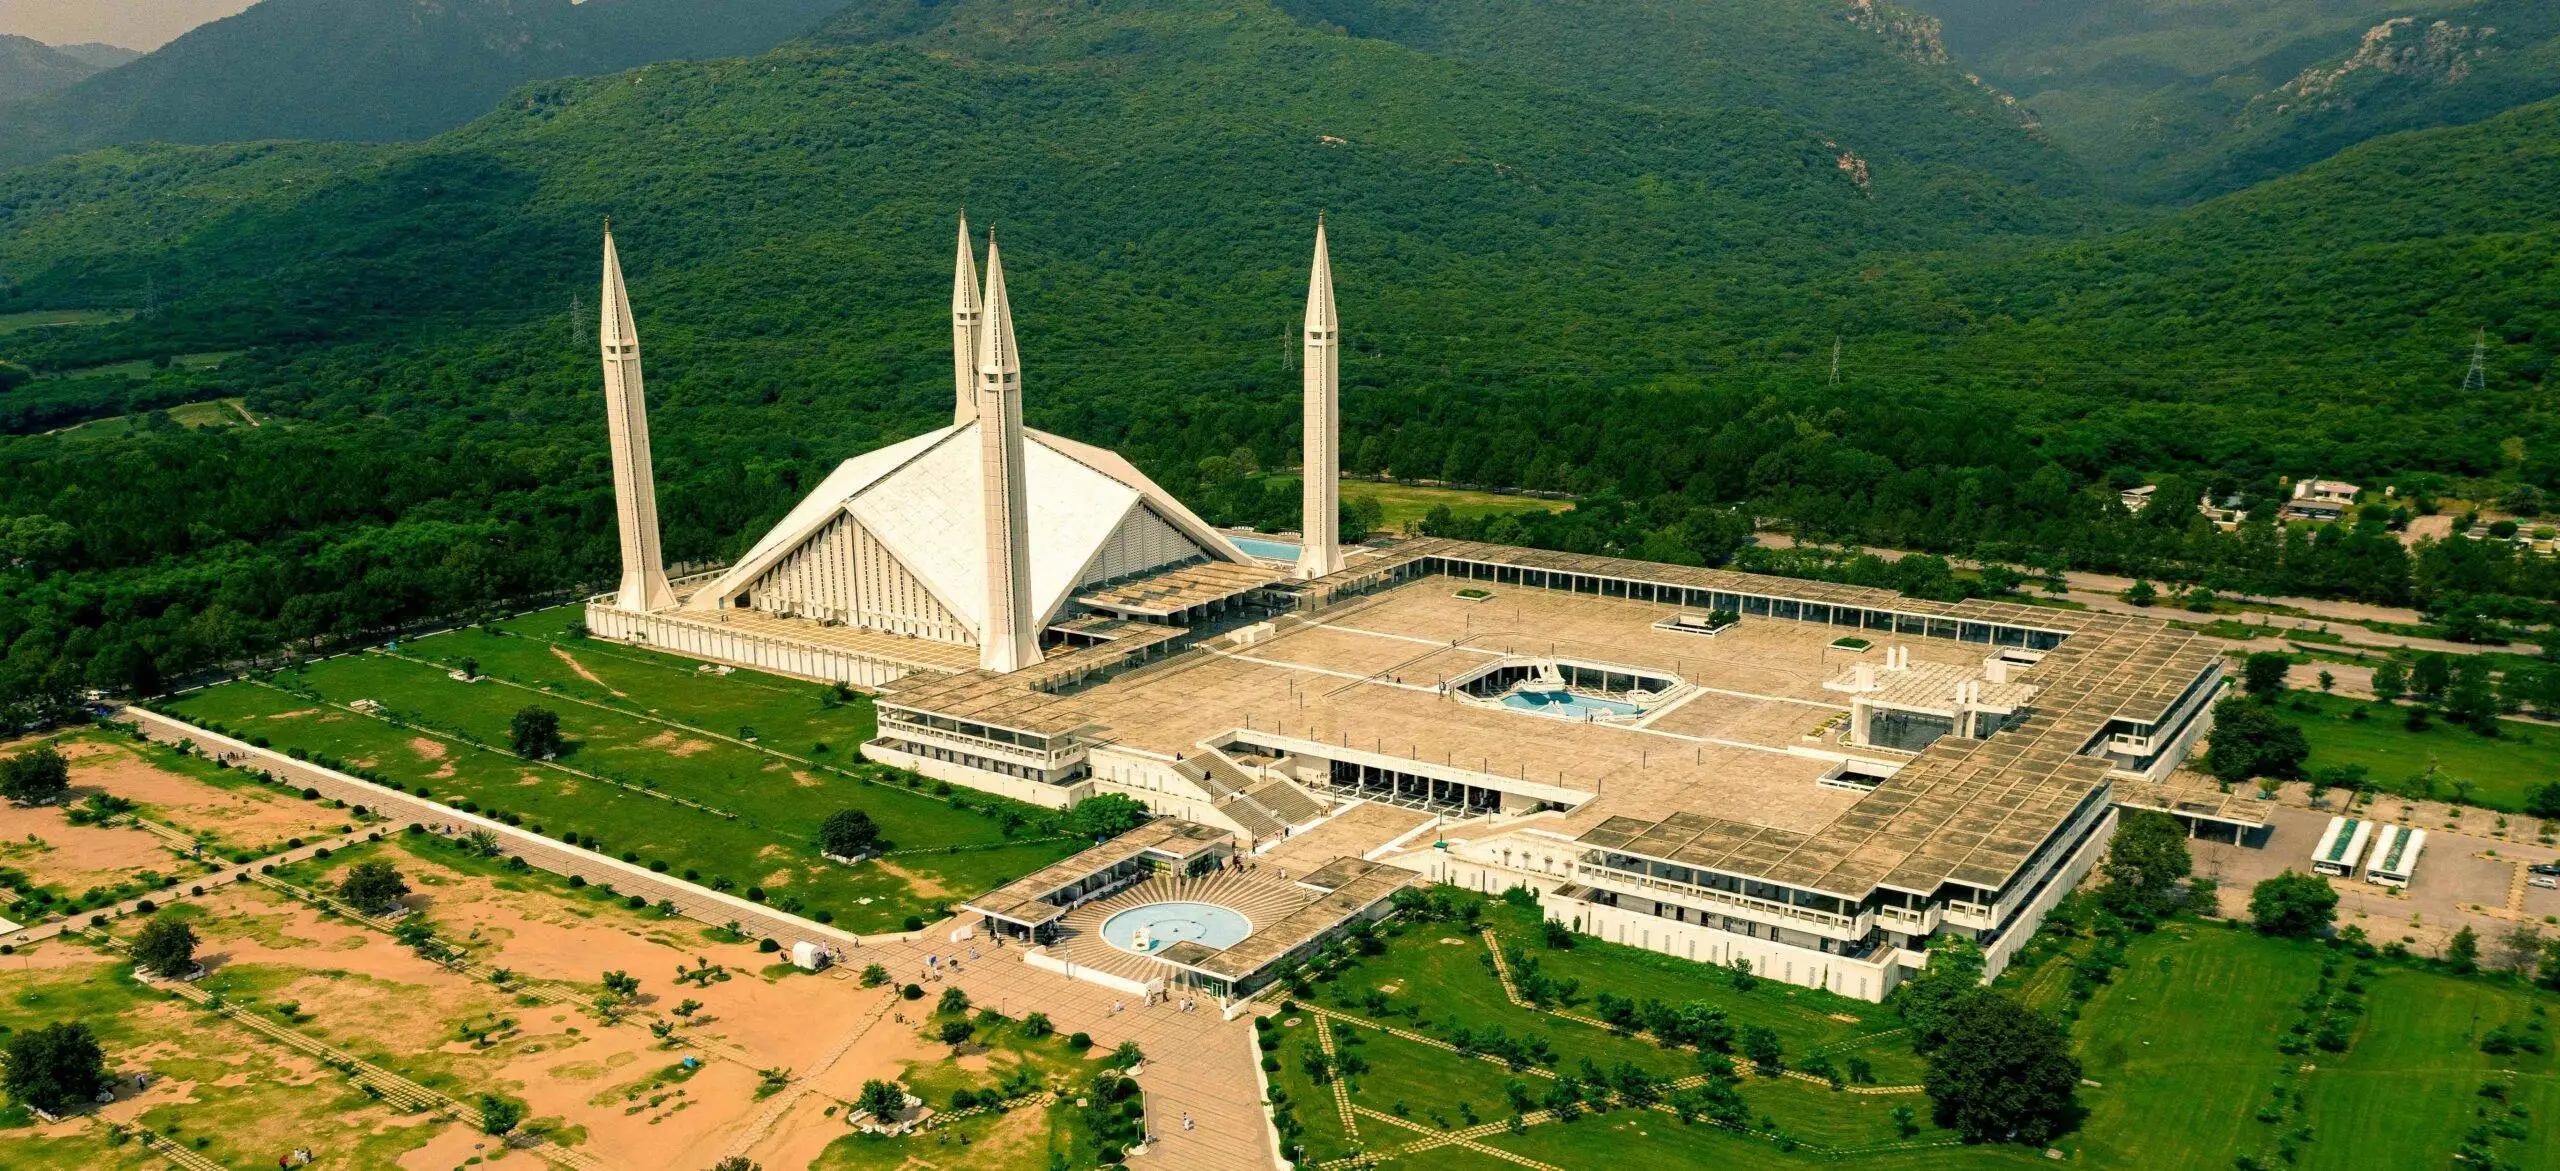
left=1067, top=1032, right=1093, bottom=1051
left=2250, top=871, right=2339, bottom=938
left=759, top=938, right=780, bottom=953
left=901, top=983, right=924, bottom=1001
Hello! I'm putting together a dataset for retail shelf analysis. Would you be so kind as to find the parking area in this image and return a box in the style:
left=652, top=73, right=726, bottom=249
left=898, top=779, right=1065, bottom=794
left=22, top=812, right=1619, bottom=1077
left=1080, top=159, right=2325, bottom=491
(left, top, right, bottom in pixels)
left=2193, top=802, right=2560, bottom=954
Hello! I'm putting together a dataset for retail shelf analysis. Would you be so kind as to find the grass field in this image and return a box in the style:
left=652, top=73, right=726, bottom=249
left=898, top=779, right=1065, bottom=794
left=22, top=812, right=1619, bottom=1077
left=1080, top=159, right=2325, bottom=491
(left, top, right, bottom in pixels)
left=2269, top=691, right=2560, bottom=811
left=1276, top=894, right=2560, bottom=1170
left=0, top=308, right=131, bottom=335
left=1341, top=481, right=1570, bottom=532
left=1268, top=900, right=1966, bottom=1168
left=162, top=608, right=1082, bottom=931
left=54, top=396, right=256, bottom=438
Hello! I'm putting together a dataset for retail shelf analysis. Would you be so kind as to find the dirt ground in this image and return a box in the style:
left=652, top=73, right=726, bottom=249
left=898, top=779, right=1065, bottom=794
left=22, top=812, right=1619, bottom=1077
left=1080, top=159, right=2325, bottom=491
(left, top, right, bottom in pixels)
left=0, top=805, right=181, bottom=894
left=277, top=841, right=942, bottom=1166
left=56, top=735, right=349, bottom=851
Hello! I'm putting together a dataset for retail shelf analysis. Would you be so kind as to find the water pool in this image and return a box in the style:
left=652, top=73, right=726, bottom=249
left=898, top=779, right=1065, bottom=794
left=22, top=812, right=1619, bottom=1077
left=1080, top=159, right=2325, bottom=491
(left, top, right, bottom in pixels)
left=1101, top=901, right=1253, bottom=955
left=1500, top=689, right=1642, bottom=721
left=1230, top=535, right=1302, bottom=562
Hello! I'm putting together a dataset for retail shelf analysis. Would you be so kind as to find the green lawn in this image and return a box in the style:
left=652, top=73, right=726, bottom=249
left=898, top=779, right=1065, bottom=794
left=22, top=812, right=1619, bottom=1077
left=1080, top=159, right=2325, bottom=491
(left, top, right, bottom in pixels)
left=2269, top=691, right=2560, bottom=811
left=2067, top=926, right=2325, bottom=1168
left=162, top=629, right=1080, bottom=931
left=1303, top=894, right=2560, bottom=1170
left=0, top=308, right=131, bottom=335
left=2295, top=966, right=2558, bottom=1171
left=1341, top=481, right=1569, bottom=532
left=1281, top=902, right=1957, bottom=1166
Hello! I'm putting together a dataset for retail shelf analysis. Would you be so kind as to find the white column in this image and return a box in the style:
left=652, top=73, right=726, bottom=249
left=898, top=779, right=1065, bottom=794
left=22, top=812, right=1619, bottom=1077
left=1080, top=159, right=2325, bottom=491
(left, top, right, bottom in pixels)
left=599, top=224, right=676, bottom=613
left=952, top=213, right=982, bottom=426
left=975, top=234, right=1042, bottom=673
left=1296, top=218, right=1345, bottom=580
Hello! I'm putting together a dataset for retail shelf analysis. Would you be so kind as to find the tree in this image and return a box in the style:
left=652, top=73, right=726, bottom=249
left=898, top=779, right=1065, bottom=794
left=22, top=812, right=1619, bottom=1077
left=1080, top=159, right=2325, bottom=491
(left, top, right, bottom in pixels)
left=3, top=1022, right=107, bottom=1113
left=2316, top=669, right=2335, bottom=693
left=2097, top=810, right=2192, bottom=924
left=1739, top=1025, right=1784, bottom=1073
left=2121, top=580, right=2156, bottom=607
left=132, top=916, right=200, bottom=978
left=2410, top=653, right=2451, bottom=700
left=1922, top=990, right=2081, bottom=1146
left=856, top=1079, right=906, bottom=1119
left=818, top=808, right=880, bottom=858
left=2242, top=652, right=2290, bottom=698
left=1066, top=793, right=1151, bottom=839
left=478, top=1092, right=525, bottom=1135
left=937, top=985, right=971, bottom=1016
left=1894, top=934, right=1987, bottom=1053
left=338, top=859, right=410, bottom=912
left=510, top=706, right=563, bottom=758
left=2203, top=699, right=2308, bottom=784
left=1021, top=1011, right=1054, bottom=1039
left=710, top=1159, right=762, bottom=1171
left=601, top=970, right=641, bottom=997
left=2371, top=661, right=2408, bottom=705
left=0, top=744, right=70, bottom=806
left=2528, top=781, right=2560, bottom=820
left=2249, top=871, right=2338, bottom=938
left=2443, top=926, right=2480, bottom=975
left=2444, top=657, right=2499, bottom=731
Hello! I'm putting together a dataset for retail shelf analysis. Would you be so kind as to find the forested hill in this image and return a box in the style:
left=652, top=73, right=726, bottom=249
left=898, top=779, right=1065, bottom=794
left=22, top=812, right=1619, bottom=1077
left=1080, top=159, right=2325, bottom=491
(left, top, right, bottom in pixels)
left=1910, top=0, right=2560, bottom=202
left=0, top=35, right=114, bottom=105
left=0, top=0, right=857, bottom=167
left=0, top=0, right=2549, bottom=711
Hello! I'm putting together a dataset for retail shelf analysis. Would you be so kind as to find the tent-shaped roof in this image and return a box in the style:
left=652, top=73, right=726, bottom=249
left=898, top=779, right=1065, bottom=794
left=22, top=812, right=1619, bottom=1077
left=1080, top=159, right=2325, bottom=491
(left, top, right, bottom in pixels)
left=690, top=424, right=1249, bottom=638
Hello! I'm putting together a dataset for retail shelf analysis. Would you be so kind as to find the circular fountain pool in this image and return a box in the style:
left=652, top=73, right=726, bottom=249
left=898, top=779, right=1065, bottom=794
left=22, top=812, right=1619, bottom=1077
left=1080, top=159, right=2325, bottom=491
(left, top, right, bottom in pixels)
left=1100, top=901, right=1253, bottom=955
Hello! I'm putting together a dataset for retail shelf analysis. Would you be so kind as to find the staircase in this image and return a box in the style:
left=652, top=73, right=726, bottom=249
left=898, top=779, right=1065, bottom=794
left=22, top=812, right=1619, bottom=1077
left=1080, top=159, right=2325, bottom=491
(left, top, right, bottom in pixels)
left=1244, top=775, right=1325, bottom=825
left=1200, top=746, right=1329, bottom=834
left=1175, top=757, right=1286, bottom=839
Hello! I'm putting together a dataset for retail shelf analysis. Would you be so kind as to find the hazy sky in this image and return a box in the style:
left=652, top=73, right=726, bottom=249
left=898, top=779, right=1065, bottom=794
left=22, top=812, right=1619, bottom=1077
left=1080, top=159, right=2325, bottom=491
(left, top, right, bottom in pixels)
left=0, top=0, right=258, bottom=50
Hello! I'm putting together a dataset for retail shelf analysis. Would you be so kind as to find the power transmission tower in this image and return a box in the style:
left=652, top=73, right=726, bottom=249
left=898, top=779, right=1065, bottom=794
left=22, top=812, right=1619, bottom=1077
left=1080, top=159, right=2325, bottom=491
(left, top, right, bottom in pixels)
left=2462, top=328, right=2487, bottom=390
left=571, top=291, right=587, bottom=349
left=1829, top=334, right=1842, bottom=387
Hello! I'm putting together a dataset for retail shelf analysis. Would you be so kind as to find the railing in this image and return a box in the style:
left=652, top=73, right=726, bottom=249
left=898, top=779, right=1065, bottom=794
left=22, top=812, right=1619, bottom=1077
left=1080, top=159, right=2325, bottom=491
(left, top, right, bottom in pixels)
left=1573, top=864, right=1864, bottom=934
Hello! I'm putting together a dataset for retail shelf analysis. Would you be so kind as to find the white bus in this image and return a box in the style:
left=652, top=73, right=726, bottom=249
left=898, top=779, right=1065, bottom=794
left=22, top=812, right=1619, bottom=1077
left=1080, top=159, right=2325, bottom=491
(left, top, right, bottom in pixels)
left=2311, top=816, right=2372, bottom=878
left=2365, top=824, right=2424, bottom=888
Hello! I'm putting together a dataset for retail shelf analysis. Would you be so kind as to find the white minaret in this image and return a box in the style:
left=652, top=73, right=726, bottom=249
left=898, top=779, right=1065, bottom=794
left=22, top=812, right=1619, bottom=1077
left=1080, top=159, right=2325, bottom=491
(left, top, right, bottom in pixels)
left=599, top=222, right=676, bottom=613
left=974, top=233, right=1042, bottom=673
left=951, top=212, right=982, bottom=426
left=1295, top=217, right=1345, bottom=580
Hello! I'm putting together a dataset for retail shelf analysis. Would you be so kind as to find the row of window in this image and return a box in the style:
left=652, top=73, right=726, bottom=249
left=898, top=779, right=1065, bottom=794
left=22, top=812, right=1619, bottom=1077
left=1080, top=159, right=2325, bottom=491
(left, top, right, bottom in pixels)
left=1422, top=557, right=2069, bottom=650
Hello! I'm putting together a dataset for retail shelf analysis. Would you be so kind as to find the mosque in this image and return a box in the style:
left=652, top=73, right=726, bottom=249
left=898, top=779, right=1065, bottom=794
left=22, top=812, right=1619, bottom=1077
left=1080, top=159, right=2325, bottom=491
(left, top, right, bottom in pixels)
left=582, top=217, right=2264, bottom=1005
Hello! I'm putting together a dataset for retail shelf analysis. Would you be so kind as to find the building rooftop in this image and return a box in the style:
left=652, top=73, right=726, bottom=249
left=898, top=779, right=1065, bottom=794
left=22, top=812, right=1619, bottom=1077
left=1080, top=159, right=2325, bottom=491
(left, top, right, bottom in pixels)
left=899, top=535, right=2228, bottom=907
left=959, top=819, right=1230, bottom=924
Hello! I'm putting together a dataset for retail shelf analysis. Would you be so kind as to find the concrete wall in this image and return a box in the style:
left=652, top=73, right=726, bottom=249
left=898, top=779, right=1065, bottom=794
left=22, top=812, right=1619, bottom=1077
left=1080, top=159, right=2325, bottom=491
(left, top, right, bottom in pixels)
left=1391, top=844, right=1905, bottom=1003
left=1980, top=806, right=2116, bottom=980
left=860, top=740, right=1085, bottom=809
left=586, top=602, right=915, bottom=688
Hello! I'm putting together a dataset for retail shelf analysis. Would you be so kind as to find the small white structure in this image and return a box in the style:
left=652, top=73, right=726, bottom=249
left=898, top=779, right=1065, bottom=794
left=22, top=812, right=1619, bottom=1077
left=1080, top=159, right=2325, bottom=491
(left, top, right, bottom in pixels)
left=2281, top=478, right=2359, bottom=523
left=789, top=940, right=833, bottom=972
left=2364, top=824, right=2424, bottom=887
left=2311, top=816, right=2373, bottom=878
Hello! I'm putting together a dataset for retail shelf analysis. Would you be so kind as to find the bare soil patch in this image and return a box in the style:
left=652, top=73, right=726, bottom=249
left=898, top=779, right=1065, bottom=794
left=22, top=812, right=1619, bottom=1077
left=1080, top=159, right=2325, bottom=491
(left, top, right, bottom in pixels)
left=0, top=808, right=179, bottom=892
left=641, top=729, right=716, bottom=757
left=551, top=645, right=627, bottom=697
left=871, top=859, right=956, bottom=900
left=59, top=737, right=342, bottom=850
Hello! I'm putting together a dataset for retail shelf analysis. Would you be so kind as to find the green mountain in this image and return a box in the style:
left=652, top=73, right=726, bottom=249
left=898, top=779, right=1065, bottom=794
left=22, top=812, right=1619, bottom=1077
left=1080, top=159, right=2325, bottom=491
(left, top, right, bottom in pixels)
left=0, top=0, right=2548, bottom=706
left=0, top=0, right=857, bottom=167
left=0, top=35, right=114, bottom=104
left=1911, top=0, right=2560, bottom=200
